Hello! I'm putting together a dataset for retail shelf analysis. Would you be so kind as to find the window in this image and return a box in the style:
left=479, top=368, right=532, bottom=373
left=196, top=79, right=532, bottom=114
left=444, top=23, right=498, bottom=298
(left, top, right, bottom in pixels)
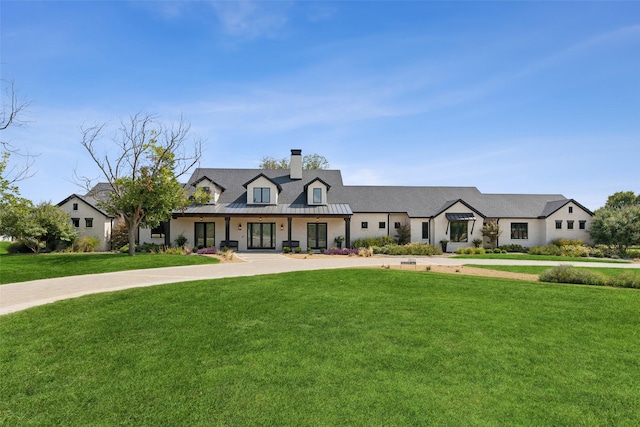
left=253, top=187, right=270, bottom=204
left=313, top=188, right=322, bottom=204
left=450, top=221, right=468, bottom=242
left=379, top=222, right=386, bottom=229
left=71, top=218, right=80, bottom=228
left=511, top=223, right=528, bottom=239
left=202, top=186, right=211, bottom=194
left=247, top=223, right=275, bottom=249
left=151, top=222, right=166, bottom=238
left=555, top=220, right=562, bottom=229
left=394, top=222, right=401, bottom=229
left=361, top=222, right=368, bottom=229
left=568, top=206, right=573, bottom=214
left=567, top=220, right=574, bottom=230
left=422, top=222, right=429, bottom=239
left=579, top=220, right=586, bottom=230
left=85, top=218, right=93, bottom=228
left=195, top=222, right=215, bottom=248
left=73, top=203, right=78, bottom=211
left=307, top=223, right=327, bottom=249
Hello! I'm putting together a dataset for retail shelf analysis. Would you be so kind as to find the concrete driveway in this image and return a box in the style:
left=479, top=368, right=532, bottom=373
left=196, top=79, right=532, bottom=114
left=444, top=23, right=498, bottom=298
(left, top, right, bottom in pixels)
left=1, top=253, right=638, bottom=316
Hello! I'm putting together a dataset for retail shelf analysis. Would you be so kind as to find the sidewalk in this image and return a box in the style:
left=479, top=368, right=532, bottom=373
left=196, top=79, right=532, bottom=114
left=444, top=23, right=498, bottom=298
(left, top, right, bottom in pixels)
left=1, top=253, right=638, bottom=316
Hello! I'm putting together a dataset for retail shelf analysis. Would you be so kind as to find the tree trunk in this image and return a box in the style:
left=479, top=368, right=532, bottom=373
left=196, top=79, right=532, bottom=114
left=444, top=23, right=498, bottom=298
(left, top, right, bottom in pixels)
left=128, top=223, right=137, bottom=256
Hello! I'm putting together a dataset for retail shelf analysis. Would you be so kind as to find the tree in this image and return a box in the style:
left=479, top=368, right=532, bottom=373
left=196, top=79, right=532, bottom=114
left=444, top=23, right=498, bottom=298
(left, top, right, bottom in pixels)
left=395, top=224, right=411, bottom=245
left=604, top=191, right=640, bottom=210
left=78, top=113, right=203, bottom=256
left=590, top=203, right=640, bottom=255
left=481, top=219, right=502, bottom=249
left=259, top=153, right=330, bottom=170
left=1, top=79, right=36, bottom=183
left=0, top=201, right=77, bottom=253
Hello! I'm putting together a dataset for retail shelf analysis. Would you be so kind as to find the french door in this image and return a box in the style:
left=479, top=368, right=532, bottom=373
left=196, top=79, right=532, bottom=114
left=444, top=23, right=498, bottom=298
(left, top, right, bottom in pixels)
left=195, top=222, right=215, bottom=248
left=307, top=223, right=327, bottom=250
left=248, top=223, right=276, bottom=249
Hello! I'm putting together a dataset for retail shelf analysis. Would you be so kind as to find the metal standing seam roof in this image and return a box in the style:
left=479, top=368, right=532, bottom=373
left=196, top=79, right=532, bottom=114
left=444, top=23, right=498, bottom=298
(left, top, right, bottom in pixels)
left=445, top=213, right=477, bottom=221
left=176, top=203, right=352, bottom=216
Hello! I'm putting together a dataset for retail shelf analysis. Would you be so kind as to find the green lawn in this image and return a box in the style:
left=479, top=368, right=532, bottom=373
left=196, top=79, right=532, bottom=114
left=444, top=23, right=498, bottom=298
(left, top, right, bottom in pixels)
left=2, top=269, right=639, bottom=425
left=453, top=253, right=628, bottom=263
left=466, top=264, right=640, bottom=278
left=0, top=241, right=9, bottom=255
left=0, top=252, right=219, bottom=284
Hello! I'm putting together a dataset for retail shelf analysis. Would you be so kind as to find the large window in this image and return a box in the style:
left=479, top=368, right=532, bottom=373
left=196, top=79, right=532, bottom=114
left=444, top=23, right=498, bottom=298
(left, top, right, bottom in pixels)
left=307, top=223, right=327, bottom=249
left=253, top=187, right=270, bottom=204
left=422, top=222, right=429, bottom=239
left=248, top=223, right=275, bottom=249
left=151, top=221, right=166, bottom=238
left=195, top=222, right=215, bottom=248
left=511, top=223, right=528, bottom=239
left=450, top=221, right=468, bottom=242
left=313, top=188, right=322, bottom=204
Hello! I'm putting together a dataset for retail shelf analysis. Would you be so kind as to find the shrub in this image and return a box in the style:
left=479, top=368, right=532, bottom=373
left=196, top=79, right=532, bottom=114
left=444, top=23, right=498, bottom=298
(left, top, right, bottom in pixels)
left=493, top=248, right=502, bottom=254
left=625, top=249, right=640, bottom=260
left=324, top=248, right=359, bottom=256
left=373, top=243, right=442, bottom=256
left=351, top=236, right=395, bottom=249
left=110, top=223, right=129, bottom=250
left=539, top=265, right=609, bottom=286
left=500, top=244, right=527, bottom=253
left=197, top=247, right=217, bottom=255
left=358, top=247, right=373, bottom=257
left=282, top=246, right=291, bottom=254
left=6, top=241, right=32, bottom=254
left=294, top=246, right=302, bottom=254
left=307, top=247, right=313, bottom=254
left=119, top=244, right=130, bottom=254
left=551, top=238, right=585, bottom=247
left=72, top=236, right=100, bottom=252
left=472, top=238, right=483, bottom=248
left=174, top=233, right=188, bottom=247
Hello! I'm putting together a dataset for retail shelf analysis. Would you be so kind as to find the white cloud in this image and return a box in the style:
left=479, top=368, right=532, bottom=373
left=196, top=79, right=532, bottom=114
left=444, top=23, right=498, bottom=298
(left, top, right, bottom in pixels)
left=210, top=1, right=292, bottom=39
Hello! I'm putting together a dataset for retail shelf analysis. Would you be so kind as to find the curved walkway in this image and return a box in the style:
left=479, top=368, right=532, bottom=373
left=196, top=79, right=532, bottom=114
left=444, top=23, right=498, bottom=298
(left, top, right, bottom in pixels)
left=1, top=253, right=638, bottom=316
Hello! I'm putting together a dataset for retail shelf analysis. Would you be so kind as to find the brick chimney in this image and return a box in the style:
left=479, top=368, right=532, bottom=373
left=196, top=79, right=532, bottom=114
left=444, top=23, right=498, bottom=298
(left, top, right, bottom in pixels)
left=290, top=149, right=302, bottom=180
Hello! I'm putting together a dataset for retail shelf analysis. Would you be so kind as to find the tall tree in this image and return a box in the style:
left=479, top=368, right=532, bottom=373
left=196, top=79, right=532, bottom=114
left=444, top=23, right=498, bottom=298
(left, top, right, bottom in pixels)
left=259, top=153, right=330, bottom=170
left=1, top=79, right=36, bottom=183
left=604, top=191, right=640, bottom=210
left=590, top=192, right=640, bottom=255
left=78, top=113, right=203, bottom=256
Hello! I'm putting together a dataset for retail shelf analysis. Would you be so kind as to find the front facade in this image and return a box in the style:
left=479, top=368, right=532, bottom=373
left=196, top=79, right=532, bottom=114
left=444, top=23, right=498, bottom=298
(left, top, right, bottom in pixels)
left=59, top=149, right=594, bottom=252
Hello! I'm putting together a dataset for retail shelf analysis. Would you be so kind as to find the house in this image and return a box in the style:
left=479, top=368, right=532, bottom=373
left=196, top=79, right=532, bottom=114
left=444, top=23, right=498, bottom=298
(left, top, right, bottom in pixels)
left=59, top=149, right=594, bottom=252
left=57, top=188, right=115, bottom=252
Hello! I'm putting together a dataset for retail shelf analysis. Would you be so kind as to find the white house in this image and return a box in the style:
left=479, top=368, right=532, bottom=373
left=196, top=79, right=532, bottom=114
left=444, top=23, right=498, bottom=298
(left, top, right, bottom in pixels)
left=57, top=193, right=115, bottom=251
left=59, top=149, right=594, bottom=252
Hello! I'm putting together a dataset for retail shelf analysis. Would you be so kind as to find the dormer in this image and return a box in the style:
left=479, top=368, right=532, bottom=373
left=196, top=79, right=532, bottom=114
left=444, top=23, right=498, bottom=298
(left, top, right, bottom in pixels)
left=192, top=176, right=225, bottom=204
left=243, top=173, right=282, bottom=205
left=304, top=177, right=331, bottom=206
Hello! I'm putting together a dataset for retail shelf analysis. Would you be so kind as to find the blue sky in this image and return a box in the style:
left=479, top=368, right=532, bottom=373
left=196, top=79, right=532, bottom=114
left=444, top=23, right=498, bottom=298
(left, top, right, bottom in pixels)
left=2, top=1, right=639, bottom=211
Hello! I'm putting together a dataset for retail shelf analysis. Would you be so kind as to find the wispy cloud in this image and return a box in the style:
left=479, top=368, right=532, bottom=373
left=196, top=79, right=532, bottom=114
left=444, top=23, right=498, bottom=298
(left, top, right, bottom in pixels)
left=210, top=1, right=292, bottom=39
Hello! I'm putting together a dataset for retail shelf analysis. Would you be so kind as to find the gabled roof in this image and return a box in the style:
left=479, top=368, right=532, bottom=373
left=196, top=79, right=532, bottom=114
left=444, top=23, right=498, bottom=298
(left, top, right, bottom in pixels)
left=242, top=173, right=283, bottom=193
left=435, top=199, right=486, bottom=219
left=304, top=177, right=332, bottom=191
left=539, top=199, right=594, bottom=218
left=192, top=175, right=226, bottom=192
left=57, top=194, right=114, bottom=218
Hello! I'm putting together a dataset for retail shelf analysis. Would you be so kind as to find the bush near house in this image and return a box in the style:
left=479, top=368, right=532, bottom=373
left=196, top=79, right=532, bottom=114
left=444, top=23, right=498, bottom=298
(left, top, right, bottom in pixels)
left=372, top=243, right=442, bottom=256
left=351, top=236, right=395, bottom=249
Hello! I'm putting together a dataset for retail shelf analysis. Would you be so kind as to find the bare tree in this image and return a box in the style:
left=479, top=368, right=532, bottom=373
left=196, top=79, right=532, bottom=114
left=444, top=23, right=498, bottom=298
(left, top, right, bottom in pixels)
left=77, top=112, right=203, bottom=255
left=1, top=79, right=36, bottom=183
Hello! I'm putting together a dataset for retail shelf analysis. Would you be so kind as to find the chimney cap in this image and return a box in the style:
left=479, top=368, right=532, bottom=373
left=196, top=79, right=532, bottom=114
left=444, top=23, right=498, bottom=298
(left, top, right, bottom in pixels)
left=291, top=149, right=302, bottom=155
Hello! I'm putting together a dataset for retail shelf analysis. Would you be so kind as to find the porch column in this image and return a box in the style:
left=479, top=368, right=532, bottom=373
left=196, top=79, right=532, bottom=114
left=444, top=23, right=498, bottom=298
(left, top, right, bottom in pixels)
left=287, top=217, right=292, bottom=243
left=344, top=217, right=351, bottom=248
left=224, top=217, right=230, bottom=243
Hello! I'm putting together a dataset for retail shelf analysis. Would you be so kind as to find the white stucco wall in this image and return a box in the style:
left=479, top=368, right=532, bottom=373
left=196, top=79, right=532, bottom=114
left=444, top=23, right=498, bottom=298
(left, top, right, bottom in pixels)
left=495, top=219, right=546, bottom=248
left=306, top=181, right=328, bottom=205
left=543, top=202, right=593, bottom=245
left=246, top=176, right=278, bottom=205
left=59, top=196, right=112, bottom=251
left=432, top=202, right=483, bottom=252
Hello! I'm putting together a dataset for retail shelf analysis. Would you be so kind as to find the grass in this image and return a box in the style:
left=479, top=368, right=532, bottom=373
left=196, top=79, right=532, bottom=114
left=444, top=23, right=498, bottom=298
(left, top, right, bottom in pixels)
left=1, top=269, right=639, bottom=425
left=0, top=241, right=9, bottom=255
left=466, top=264, right=640, bottom=278
left=0, top=252, right=219, bottom=284
left=453, top=253, right=628, bottom=263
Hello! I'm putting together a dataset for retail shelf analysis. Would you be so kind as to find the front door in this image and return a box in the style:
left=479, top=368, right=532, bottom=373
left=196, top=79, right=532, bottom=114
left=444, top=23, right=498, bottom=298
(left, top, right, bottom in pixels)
left=248, top=222, right=276, bottom=249
left=195, top=222, right=215, bottom=248
left=307, top=223, right=327, bottom=250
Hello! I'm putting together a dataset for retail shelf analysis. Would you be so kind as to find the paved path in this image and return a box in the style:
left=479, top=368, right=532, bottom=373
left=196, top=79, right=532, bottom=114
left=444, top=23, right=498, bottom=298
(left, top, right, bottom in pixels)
left=1, top=254, right=638, bottom=316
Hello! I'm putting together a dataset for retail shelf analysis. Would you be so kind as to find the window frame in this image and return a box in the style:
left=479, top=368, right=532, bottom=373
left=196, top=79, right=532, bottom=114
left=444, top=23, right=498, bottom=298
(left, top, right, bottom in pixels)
left=555, top=220, right=562, bottom=230
left=567, top=220, right=574, bottom=230
left=450, top=221, right=468, bottom=243
left=510, top=222, right=528, bottom=240
left=378, top=221, right=386, bottom=229
left=71, top=218, right=80, bottom=228
left=151, top=221, right=166, bottom=238
left=312, top=188, right=322, bottom=204
left=85, top=218, right=93, bottom=228
left=361, top=222, right=368, bottom=229
left=252, top=187, right=271, bottom=204
left=421, top=222, right=429, bottom=240
left=579, top=220, right=586, bottom=230
left=73, top=203, right=78, bottom=211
